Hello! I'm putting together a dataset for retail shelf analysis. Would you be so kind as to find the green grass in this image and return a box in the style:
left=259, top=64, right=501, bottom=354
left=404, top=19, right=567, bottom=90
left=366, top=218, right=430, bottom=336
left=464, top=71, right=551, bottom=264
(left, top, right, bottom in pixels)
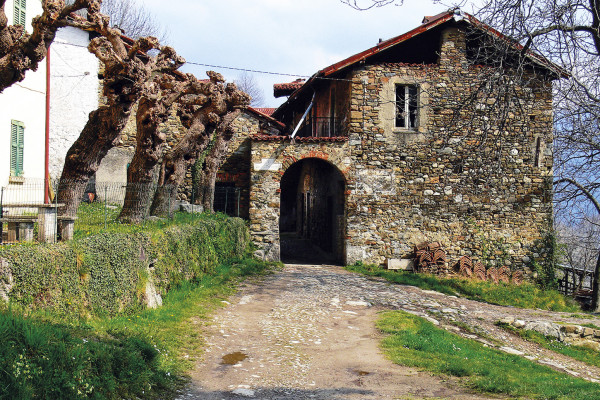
left=497, top=323, right=600, bottom=369
left=73, top=202, right=212, bottom=240
left=346, top=262, right=581, bottom=312
left=378, top=311, right=600, bottom=399
left=0, top=257, right=279, bottom=399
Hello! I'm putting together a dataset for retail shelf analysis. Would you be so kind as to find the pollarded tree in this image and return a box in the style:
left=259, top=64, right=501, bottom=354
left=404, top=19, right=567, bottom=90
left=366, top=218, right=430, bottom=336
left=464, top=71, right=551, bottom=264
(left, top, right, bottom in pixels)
left=474, top=0, right=600, bottom=310
left=56, top=11, right=185, bottom=220
left=196, top=113, right=239, bottom=213
left=149, top=72, right=250, bottom=217
left=117, top=72, right=212, bottom=223
left=0, top=0, right=101, bottom=92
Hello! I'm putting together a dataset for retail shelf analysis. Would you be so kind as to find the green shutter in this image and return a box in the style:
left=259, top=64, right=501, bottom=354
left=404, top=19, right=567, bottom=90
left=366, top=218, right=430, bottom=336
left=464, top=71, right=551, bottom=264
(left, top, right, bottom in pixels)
left=13, top=0, right=26, bottom=27
left=10, top=120, right=24, bottom=177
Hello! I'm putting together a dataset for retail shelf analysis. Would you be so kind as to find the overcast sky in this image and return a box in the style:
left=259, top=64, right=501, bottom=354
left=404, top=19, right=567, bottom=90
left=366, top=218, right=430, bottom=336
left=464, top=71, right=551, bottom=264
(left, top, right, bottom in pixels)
left=141, top=0, right=472, bottom=107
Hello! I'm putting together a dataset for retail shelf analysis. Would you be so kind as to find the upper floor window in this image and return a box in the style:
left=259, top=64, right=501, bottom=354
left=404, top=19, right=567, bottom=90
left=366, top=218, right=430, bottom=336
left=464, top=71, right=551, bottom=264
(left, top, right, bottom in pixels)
left=10, top=120, right=25, bottom=177
left=395, top=84, right=418, bottom=129
left=13, top=0, right=26, bottom=27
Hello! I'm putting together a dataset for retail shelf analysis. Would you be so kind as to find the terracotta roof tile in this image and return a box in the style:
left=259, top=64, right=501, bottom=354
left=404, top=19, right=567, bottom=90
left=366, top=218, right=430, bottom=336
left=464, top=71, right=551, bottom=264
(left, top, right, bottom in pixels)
left=273, top=79, right=306, bottom=98
left=252, top=108, right=276, bottom=116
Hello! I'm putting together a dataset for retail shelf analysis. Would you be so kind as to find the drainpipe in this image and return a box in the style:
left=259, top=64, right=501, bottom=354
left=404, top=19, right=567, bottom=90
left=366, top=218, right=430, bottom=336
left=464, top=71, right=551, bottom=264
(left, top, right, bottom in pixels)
left=44, top=46, right=50, bottom=204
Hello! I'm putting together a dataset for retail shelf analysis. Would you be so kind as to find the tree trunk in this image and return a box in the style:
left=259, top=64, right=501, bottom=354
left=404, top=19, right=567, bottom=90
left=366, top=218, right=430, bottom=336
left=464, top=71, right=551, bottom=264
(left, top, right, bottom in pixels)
left=57, top=104, right=132, bottom=219
left=198, top=116, right=238, bottom=212
left=592, top=251, right=600, bottom=312
left=555, top=178, right=600, bottom=311
left=117, top=96, right=168, bottom=223
left=149, top=118, right=213, bottom=217
left=150, top=110, right=242, bottom=217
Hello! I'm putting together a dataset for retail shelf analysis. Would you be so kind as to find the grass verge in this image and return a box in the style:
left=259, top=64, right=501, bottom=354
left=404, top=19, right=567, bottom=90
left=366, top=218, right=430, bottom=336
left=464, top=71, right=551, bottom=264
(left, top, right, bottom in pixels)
left=0, top=257, right=279, bottom=400
left=497, top=323, right=600, bottom=369
left=378, top=311, right=600, bottom=399
left=73, top=202, right=215, bottom=240
left=346, top=262, right=580, bottom=312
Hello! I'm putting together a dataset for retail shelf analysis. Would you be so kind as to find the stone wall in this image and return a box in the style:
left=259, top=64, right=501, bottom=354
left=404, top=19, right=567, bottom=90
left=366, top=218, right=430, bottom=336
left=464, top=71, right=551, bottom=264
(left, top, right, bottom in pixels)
left=344, top=26, right=554, bottom=270
left=250, top=139, right=351, bottom=261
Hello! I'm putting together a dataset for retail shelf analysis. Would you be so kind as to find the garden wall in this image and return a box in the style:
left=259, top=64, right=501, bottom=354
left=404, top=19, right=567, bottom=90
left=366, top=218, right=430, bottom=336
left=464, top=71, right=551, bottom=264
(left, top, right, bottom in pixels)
left=0, top=216, right=249, bottom=316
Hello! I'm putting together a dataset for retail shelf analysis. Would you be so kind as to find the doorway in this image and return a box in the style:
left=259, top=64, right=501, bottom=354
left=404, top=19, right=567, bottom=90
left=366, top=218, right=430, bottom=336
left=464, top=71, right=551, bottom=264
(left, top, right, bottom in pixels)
left=279, top=158, right=345, bottom=264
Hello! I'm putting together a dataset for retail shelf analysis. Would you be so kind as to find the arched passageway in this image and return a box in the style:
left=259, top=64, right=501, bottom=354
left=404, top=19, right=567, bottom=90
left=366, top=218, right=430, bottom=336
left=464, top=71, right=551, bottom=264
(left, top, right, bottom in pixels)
left=279, top=158, right=346, bottom=264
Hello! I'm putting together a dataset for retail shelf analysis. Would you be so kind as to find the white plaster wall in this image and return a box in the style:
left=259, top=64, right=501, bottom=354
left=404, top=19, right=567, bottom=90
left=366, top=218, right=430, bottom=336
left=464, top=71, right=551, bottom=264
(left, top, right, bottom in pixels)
left=49, top=27, right=99, bottom=178
left=0, top=0, right=46, bottom=189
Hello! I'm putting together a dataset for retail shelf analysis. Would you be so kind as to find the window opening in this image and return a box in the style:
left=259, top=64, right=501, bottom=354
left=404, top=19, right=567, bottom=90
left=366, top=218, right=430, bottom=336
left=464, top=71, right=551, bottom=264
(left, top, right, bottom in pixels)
left=395, top=84, right=418, bottom=129
left=534, top=137, right=542, bottom=167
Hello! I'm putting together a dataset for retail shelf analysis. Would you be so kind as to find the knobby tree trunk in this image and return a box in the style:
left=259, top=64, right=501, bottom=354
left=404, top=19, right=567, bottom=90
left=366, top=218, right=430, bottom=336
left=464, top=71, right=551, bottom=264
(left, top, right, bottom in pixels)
left=55, top=20, right=184, bottom=227
left=57, top=105, right=131, bottom=217
left=117, top=75, right=197, bottom=223
left=117, top=96, right=168, bottom=223
left=149, top=72, right=250, bottom=217
left=197, top=111, right=240, bottom=212
left=149, top=115, right=214, bottom=217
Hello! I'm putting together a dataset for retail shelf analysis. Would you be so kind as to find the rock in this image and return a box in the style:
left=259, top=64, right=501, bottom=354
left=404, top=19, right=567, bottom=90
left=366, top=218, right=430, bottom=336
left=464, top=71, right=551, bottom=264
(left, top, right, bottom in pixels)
left=424, top=316, right=440, bottom=326
left=441, top=308, right=458, bottom=314
left=513, top=319, right=526, bottom=328
left=232, top=388, right=255, bottom=397
left=582, top=327, right=595, bottom=338
left=0, top=258, right=14, bottom=303
left=499, top=346, right=524, bottom=356
left=144, top=269, right=162, bottom=309
left=346, top=300, right=371, bottom=307
left=561, top=325, right=581, bottom=335
left=179, top=203, right=204, bottom=213
left=570, top=339, right=600, bottom=352
left=387, top=258, right=414, bottom=271
left=522, top=321, right=563, bottom=340
left=499, top=317, right=515, bottom=325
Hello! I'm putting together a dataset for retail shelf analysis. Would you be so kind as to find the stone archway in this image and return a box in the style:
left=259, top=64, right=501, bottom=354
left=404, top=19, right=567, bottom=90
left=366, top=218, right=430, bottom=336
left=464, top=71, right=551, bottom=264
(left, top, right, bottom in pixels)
left=279, top=158, right=346, bottom=264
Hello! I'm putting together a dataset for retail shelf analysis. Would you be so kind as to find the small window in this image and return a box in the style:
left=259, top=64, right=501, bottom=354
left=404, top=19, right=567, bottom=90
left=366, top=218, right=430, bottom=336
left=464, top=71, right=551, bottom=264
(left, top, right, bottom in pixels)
left=13, top=0, right=26, bottom=27
left=395, top=84, right=418, bottom=129
left=10, top=120, right=25, bottom=177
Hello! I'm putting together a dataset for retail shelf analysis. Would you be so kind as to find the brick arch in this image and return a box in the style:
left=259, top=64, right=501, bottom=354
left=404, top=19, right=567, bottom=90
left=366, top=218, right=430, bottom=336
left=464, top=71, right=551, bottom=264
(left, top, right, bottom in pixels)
left=277, top=149, right=348, bottom=182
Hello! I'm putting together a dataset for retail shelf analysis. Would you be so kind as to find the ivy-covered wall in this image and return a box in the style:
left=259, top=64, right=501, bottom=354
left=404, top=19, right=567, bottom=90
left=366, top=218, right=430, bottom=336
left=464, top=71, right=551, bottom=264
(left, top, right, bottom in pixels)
left=0, top=217, right=249, bottom=316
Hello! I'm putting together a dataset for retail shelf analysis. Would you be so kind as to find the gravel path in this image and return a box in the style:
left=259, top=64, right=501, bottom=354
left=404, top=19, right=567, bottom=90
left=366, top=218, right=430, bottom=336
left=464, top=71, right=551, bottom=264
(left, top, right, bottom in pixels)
left=177, top=264, right=600, bottom=399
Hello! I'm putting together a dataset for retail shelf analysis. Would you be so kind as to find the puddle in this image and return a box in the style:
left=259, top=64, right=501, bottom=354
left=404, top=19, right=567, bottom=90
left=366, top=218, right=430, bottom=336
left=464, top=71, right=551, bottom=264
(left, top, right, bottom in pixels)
left=352, top=369, right=370, bottom=376
left=222, top=352, right=248, bottom=365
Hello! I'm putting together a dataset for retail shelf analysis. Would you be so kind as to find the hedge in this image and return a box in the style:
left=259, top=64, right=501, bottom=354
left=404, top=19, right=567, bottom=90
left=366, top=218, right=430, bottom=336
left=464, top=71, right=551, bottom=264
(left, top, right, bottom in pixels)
left=0, top=215, right=250, bottom=317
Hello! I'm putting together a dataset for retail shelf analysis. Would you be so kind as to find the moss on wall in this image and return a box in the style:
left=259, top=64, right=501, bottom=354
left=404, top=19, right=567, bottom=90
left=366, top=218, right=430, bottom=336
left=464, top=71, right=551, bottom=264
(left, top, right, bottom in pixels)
left=0, top=216, right=250, bottom=317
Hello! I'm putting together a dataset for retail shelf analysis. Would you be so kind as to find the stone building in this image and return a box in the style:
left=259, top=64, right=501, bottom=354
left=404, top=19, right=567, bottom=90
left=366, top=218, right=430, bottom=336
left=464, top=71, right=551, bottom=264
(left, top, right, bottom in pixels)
left=240, top=9, right=562, bottom=271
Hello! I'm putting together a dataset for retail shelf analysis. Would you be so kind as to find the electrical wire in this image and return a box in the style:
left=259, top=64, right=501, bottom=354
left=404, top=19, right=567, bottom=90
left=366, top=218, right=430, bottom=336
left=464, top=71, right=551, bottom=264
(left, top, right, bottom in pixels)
left=57, top=41, right=355, bottom=83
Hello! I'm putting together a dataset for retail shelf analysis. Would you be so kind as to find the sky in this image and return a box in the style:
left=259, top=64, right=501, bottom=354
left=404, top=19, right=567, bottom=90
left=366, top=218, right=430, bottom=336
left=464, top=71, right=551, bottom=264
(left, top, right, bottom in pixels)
left=141, top=0, right=468, bottom=107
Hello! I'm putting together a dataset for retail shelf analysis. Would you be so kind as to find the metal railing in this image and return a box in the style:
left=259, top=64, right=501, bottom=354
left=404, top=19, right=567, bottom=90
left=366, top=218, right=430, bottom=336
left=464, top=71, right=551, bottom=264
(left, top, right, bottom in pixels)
left=0, top=179, right=243, bottom=245
left=294, top=117, right=346, bottom=138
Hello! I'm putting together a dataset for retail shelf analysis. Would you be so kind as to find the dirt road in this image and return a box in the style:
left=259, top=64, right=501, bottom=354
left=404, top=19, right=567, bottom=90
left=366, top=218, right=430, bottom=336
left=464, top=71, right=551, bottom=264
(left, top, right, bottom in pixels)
left=176, top=264, right=512, bottom=399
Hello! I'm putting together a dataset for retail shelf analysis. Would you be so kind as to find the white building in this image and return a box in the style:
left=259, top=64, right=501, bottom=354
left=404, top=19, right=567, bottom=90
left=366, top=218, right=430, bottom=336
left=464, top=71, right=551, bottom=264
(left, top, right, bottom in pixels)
left=0, top=1, right=99, bottom=203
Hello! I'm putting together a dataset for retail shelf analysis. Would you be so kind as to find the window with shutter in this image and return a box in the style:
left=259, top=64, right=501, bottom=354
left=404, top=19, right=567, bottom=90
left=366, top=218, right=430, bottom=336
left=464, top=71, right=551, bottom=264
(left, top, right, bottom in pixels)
left=13, top=0, right=26, bottom=27
left=10, top=120, right=25, bottom=177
